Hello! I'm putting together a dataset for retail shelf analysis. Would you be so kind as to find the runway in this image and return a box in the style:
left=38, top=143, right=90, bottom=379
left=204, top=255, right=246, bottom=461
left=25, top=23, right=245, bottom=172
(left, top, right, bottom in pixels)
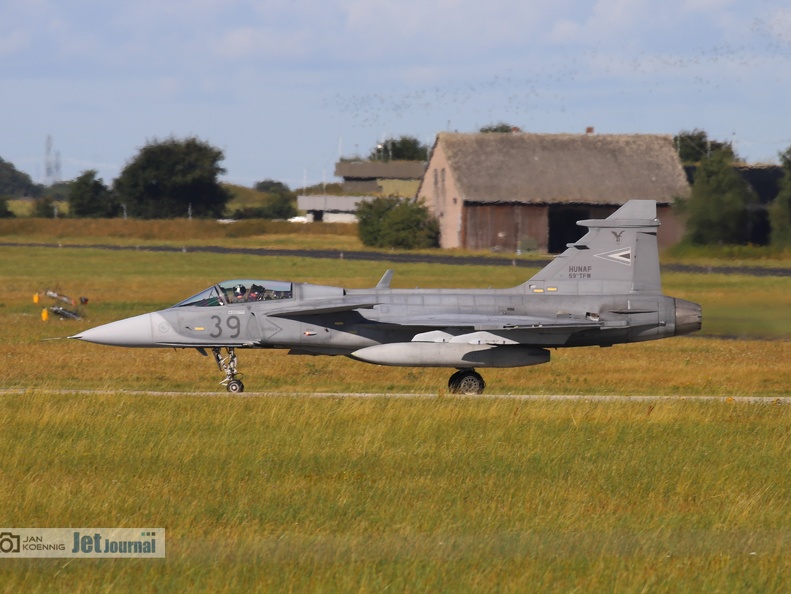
left=0, top=388, right=787, bottom=404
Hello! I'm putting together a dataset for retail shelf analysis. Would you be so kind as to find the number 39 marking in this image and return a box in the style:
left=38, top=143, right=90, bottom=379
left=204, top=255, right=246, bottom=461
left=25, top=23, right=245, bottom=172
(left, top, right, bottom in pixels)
left=209, top=315, right=241, bottom=339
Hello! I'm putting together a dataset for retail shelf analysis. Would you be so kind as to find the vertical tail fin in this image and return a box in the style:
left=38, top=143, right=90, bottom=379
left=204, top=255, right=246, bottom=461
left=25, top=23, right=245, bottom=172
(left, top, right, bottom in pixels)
left=524, top=200, right=662, bottom=295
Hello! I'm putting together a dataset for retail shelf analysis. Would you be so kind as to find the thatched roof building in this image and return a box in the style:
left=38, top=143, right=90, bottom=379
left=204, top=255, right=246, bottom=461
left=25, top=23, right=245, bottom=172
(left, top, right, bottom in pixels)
left=418, top=132, right=690, bottom=252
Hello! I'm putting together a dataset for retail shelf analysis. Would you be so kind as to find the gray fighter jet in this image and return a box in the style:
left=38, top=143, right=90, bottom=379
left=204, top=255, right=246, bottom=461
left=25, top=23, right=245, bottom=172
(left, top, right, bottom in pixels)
left=71, top=200, right=702, bottom=394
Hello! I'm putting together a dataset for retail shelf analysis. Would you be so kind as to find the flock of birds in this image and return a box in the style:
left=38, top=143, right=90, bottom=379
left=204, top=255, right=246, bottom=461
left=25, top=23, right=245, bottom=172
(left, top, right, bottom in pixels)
left=320, top=19, right=790, bottom=162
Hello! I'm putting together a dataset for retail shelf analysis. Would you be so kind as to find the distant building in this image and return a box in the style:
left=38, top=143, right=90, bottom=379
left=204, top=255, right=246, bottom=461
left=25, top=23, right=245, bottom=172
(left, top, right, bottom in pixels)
left=334, top=160, right=426, bottom=195
left=417, top=132, right=691, bottom=252
left=298, top=160, right=426, bottom=222
left=296, top=195, right=373, bottom=223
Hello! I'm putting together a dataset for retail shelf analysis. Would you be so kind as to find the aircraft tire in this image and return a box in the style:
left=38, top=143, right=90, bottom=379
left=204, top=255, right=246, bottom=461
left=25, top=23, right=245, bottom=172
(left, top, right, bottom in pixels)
left=227, top=380, right=245, bottom=393
left=448, top=370, right=485, bottom=395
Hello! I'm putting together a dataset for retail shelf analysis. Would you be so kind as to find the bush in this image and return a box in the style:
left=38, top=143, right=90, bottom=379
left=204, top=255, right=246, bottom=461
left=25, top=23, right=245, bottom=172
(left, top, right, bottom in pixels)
left=357, top=196, right=439, bottom=249
left=770, top=147, right=791, bottom=249
left=683, top=150, right=754, bottom=245
left=0, top=196, right=14, bottom=218
left=231, top=191, right=297, bottom=220
left=32, top=196, right=65, bottom=218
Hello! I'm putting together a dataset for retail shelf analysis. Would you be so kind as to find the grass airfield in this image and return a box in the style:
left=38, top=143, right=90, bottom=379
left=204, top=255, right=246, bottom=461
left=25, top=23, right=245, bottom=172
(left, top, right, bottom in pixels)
left=1, top=243, right=790, bottom=592
left=2, top=393, right=789, bottom=592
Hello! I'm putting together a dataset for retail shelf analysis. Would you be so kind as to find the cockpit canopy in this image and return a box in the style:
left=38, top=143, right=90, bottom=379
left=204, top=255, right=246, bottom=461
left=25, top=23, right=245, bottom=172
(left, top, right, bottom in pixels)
left=173, top=279, right=293, bottom=307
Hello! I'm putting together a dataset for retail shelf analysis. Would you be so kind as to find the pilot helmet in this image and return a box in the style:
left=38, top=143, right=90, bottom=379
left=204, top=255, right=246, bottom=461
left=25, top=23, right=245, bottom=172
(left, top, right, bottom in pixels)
left=233, top=284, right=247, bottom=297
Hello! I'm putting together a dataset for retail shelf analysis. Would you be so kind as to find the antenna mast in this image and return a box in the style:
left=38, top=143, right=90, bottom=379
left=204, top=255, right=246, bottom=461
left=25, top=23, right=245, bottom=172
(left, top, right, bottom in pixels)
left=44, top=135, right=61, bottom=185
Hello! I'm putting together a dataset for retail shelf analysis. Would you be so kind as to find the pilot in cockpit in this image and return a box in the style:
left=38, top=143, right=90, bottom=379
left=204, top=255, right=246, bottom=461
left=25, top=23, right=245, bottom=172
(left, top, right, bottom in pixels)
left=247, top=284, right=265, bottom=301
left=233, top=284, right=247, bottom=302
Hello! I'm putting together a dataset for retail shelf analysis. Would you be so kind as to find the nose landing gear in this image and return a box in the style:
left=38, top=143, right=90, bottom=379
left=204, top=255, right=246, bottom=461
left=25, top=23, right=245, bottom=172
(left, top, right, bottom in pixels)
left=212, top=347, right=244, bottom=393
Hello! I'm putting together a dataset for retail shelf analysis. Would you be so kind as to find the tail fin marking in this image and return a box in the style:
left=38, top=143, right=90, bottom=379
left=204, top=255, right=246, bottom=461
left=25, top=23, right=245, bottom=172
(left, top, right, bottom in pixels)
left=524, top=200, right=662, bottom=295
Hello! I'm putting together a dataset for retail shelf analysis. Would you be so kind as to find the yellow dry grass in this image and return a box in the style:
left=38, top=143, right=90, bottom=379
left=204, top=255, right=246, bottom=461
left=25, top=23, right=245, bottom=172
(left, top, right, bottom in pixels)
left=0, top=394, right=789, bottom=592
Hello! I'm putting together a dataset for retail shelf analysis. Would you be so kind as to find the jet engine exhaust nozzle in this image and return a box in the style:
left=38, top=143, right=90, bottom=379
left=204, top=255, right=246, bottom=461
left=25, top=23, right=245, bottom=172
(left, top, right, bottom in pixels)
left=674, top=298, right=702, bottom=336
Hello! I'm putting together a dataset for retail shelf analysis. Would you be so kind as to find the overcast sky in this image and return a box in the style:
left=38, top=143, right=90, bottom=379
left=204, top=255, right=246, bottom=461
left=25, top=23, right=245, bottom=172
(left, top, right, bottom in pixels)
left=2, top=0, right=791, bottom=189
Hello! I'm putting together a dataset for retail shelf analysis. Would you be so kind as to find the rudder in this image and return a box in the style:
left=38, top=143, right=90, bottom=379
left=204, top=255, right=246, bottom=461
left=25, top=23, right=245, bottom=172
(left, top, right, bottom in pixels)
left=523, top=200, right=662, bottom=295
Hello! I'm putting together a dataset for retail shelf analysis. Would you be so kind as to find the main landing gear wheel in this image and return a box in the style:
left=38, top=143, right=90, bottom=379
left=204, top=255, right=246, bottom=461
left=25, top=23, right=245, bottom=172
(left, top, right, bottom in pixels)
left=212, top=347, right=245, bottom=393
left=448, top=369, right=486, bottom=395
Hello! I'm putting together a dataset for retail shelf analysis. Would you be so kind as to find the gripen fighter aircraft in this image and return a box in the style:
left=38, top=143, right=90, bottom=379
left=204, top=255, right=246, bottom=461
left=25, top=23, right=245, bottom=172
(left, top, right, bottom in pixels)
left=71, top=200, right=702, bottom=394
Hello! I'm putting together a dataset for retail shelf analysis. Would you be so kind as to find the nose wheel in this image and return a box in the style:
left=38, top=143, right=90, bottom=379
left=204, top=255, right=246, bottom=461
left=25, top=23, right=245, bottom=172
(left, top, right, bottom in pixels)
left=226, top=379, right=244, bottom=393
left=212, top=347, right=244, bottom=393
left=448, top=369, right=485, bottom=395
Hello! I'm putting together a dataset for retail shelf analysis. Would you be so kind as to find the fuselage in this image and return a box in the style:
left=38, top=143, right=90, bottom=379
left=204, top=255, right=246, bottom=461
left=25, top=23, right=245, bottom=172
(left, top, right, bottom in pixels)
left=74, top=279, right=702, bottom=366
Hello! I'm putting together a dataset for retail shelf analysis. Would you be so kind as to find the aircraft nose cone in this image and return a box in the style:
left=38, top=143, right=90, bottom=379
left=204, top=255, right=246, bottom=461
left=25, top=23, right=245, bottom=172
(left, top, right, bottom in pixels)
left=70, top=313, right=154, bottom=347
left=674, top=298, right=702, bottom=336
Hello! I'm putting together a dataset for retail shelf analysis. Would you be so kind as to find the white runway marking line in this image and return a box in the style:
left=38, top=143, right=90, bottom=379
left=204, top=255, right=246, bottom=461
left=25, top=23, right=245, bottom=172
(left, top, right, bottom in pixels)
left=1, top=389, right=788, bottom=404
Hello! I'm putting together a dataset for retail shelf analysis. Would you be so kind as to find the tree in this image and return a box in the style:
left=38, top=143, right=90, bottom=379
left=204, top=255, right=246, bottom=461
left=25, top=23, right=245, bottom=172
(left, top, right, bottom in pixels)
left=261, top=191, right=297, bottom=219
left=684, top=149, right=754, bottom=245
left=232, top=179, right=297, bottom=219
left=357, top=196, right=439, bottom=249
left=479, top=123, right=520, bottom=133
left=114, top=137, right=231, bottom=219
left=368, top=136, right=428, bottom=162
left=0, top=196, right=14, bottom=218
left=0, top=157, right=43, bottom=197
left=32, top=196, right=64, bottom=218
left=69, top=170, right=119, bottom=218
left=232, top=194, right=297, bottom=220
left=770, top=146, right=791, bottom=249
left=254, top=179, right=290, bottom=194
left=43, top=181, right=71, bottom=202
left=674, top=129, right=737, bottom=164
